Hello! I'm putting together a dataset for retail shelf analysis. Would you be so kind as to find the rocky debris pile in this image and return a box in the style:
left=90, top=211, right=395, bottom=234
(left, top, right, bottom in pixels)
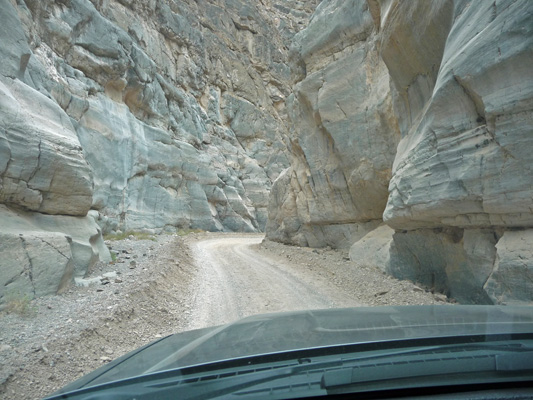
left=0, top=233, right=196, bottom=400
left=257, top=239, right=450, bottom=307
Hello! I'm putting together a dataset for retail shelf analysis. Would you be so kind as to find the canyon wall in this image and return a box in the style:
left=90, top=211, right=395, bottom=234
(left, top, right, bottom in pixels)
left=2, top=0, right=531, bottom=306
left=0, top=0, right=317, bottom=305
left=267, top=0, right=533, bottom=304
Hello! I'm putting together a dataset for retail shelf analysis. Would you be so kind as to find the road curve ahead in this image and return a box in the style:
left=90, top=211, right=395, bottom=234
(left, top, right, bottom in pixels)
left=187, top=234, right=361, bottom=330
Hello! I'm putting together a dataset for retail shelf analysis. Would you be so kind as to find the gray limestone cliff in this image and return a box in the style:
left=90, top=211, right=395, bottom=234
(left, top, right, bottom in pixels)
left=0, top=0, right=317, bottom=306
left=267, top=0, right=533, bottom=305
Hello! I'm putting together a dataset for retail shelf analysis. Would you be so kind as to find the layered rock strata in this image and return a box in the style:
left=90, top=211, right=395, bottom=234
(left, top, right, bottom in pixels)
left=0, top=0, right=317, bottom=305
left=268, top=0, right=533, bottom=304
left=380, top=0, right=533, bottom=305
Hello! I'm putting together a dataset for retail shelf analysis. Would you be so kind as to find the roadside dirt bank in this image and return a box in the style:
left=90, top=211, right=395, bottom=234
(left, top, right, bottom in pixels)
left=0, top=232, right=447, bottom=399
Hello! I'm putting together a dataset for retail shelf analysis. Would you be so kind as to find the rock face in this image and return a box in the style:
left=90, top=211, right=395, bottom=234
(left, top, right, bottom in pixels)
left=0, top=205, right=111, bottom=300
left=2, top=0, right=531, bottom=306
left=380, top=0, right=533, bottom=305
left=382, top=0, right=533, bottom=230
left=0, top=0, right=318, bottom=306
left=0, top=0, right=108, bottom=306
left=0, top=78, right=93, bottom=216
left=267, top=0, right=533, bottom=304
left=15, top=0, right=303, bottom=233
left=266, top=0, right=400, bottom=248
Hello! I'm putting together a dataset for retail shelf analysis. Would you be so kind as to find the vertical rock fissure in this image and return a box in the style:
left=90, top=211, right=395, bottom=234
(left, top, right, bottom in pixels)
left=18, top=235, right=36, bottom=297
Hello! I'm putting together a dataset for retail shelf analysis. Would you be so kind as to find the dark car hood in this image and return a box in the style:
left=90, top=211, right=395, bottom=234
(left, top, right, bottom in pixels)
left=53, top=305, right=533, bottom=395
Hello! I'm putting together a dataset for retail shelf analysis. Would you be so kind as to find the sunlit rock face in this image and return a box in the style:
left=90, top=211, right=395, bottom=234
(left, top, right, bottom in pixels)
left=0, top=0, right=318, bottom=305
left=266, top=0, right=400, bottom=248
left=267, top=0, right=533, bottom=304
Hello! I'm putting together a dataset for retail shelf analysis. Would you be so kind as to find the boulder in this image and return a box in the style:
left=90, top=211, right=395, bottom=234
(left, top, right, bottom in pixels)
left=484, top=230, right=533, bottom=305
left=0, top=232, right=72, bottom=305
left=349, top=225, right=394, bottom=270
left=0, top=204, right=110, bottom=307
left=388, top=228, right=495, bottom=304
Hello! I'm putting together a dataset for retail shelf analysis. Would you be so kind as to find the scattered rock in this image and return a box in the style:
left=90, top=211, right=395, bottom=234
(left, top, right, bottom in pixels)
left=434, top=294, right=448, bottom=303
left=0, top=344, right=12, bottom=352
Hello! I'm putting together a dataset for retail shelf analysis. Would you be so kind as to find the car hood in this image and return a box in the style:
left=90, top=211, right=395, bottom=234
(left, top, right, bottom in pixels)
left=53, top=305, right=533, bottom=395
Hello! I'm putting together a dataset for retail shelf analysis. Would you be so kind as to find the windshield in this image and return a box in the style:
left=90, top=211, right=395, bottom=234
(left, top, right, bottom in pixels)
left=50, top=330, right=533, bottom=400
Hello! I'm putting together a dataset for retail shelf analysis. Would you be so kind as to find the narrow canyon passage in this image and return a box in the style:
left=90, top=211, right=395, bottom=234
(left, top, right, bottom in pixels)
left=186, top=234, right=362, bottom=330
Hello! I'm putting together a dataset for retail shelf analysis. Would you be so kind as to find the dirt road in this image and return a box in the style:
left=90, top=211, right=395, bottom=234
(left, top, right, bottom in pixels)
left=1, top=233, right=444, bottom=399
left=188, top=235, right=360, bottom=329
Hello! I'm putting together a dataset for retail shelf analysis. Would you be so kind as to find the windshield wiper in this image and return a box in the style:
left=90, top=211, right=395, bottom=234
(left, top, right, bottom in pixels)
left=322, top=345, right=533, bottom=391
left=48, top=340, right=533, bottom=400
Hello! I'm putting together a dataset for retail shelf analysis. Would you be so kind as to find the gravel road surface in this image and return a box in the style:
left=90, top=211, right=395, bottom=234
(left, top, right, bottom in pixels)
left=188, top=236, right=361, bottom=329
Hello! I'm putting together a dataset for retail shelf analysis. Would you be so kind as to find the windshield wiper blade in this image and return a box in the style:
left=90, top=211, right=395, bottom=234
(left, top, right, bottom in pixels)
left=322, top=347, right=533, bottom=392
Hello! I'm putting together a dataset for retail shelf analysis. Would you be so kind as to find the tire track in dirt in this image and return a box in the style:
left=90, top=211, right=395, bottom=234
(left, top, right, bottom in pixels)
left=187, top=235, right=362, bottom=330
